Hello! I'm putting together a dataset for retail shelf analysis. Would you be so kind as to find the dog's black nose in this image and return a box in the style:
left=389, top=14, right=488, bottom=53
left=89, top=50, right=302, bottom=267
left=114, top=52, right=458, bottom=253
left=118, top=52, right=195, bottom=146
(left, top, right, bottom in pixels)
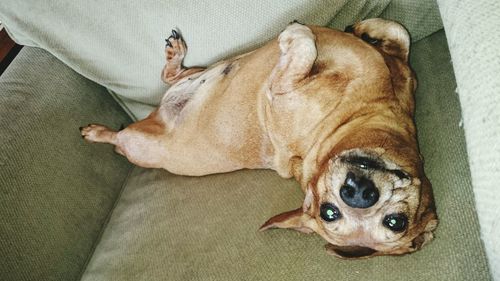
left=340, top=172, right=379, bottom=208
left=344, top=24, right=355, bottom=33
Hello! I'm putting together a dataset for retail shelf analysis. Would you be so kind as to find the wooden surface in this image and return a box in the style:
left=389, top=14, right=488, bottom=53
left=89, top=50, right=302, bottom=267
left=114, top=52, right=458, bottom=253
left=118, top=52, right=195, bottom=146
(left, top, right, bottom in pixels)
left=0, top=28, right=23, bottom=75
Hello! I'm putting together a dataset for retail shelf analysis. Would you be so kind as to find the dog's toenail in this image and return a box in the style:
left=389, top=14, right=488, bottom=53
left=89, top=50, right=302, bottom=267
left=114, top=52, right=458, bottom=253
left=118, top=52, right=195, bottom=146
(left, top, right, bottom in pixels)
left=172, top=30, right=179, bottom=39
left=290, top=19, right=303, bottom=25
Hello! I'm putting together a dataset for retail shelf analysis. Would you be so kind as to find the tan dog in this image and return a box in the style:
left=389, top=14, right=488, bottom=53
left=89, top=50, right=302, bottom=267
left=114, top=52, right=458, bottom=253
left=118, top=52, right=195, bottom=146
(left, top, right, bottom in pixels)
left=81, top=18, right=437, bottom=258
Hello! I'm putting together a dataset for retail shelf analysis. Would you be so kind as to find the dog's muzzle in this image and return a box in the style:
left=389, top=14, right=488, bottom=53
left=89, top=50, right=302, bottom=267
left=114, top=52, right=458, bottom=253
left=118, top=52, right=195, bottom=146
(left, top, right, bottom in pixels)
left=340, top=171, right=379, bottom=208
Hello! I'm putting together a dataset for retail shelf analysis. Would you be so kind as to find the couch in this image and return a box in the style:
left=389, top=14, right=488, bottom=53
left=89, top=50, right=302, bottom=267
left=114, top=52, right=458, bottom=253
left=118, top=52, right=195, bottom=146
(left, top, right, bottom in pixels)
left=0, top=1, right=498, bottom=280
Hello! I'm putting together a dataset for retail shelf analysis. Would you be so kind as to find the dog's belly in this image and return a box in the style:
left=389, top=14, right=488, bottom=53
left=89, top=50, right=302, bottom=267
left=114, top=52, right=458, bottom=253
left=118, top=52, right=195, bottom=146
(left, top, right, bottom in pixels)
left=160, top=64, right=223, bottom=123
left=154, top=59, right=274, bottom=176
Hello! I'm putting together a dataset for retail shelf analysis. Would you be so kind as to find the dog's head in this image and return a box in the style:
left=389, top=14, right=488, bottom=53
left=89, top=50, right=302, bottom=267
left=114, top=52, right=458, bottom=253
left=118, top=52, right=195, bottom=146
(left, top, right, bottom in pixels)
left=261, top=18, right=437, bottom=258
left=260, top=148, right=437, bottom=258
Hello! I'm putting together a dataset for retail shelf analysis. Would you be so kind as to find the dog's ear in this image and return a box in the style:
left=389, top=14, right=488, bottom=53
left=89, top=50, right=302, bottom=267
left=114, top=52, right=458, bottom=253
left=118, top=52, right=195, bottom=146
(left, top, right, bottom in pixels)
left=258, top=207, right=315, bottom=233
left=268, top=23, right=317, bottom=95
left=259, top=187, right=317, bottom=233
left=347, top=18, right=410, bottom=62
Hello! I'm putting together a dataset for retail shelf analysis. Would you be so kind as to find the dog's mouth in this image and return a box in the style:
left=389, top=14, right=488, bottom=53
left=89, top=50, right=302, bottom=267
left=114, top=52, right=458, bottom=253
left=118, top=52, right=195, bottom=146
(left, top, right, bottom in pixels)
left=332, top=150, right=413, bottom=210
left=325, top=244, right=378, bottom=259
left=341, top=153, right=410, bottom=180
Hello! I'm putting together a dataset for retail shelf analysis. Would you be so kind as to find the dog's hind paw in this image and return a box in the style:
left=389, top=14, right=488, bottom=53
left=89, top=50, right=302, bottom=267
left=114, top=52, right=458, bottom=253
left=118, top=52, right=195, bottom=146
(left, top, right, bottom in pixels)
left=165, top=29, right=186, bottom=62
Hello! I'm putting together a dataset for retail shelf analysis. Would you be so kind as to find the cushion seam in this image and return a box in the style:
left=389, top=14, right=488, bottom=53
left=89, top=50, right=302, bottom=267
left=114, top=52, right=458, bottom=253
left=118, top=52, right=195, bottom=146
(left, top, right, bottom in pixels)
left=413, top=28, right=445, bottom=44
left=76, top=165, right=137, bottom=281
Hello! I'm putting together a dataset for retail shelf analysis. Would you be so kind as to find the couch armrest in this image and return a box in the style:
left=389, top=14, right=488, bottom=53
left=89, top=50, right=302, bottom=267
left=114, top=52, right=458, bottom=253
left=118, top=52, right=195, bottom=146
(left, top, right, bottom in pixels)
left=0, top=47, right=132, bottom=281
left=438, top=1, right=500, bottom=280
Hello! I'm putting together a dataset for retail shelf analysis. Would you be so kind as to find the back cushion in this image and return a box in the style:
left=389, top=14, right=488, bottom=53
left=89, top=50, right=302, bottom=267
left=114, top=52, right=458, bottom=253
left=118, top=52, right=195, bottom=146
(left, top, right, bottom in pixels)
left=0, top=0, right=442, bottom=119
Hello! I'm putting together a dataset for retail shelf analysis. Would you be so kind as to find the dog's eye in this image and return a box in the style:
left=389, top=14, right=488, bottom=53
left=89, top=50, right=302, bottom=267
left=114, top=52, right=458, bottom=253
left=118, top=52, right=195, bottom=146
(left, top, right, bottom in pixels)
left=320, top=203, right=341, bottom=222
left=383, top=213, right=408, bottom=232
left=361, top=33, right=380, bottom=45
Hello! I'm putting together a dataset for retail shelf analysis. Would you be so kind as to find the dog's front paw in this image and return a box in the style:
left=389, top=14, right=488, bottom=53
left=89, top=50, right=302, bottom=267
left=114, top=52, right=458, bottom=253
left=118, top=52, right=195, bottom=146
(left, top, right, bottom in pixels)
left=165, top=29, right=186, bottom=62
left=80, top=124, right=113, bottom=143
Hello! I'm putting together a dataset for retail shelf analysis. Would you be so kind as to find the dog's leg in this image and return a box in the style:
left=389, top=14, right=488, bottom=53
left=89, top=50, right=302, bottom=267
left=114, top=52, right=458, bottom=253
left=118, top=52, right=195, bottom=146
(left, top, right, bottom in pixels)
left=80, top=124, right=127, bottom=157
left=268, top=23, right=317, bottom=95
left=161, top=30, right=205, bottom=85
left=80, top=124, right=118, bottom=145
left=80, top=111, right=167, bottom=168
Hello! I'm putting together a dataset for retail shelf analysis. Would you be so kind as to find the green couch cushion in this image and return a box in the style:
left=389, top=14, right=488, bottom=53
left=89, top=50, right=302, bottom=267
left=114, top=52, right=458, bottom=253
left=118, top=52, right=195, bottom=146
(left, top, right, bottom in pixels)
left=81, top=30, right=491, bottom=281
left=0, top=47, right=133, bottom=281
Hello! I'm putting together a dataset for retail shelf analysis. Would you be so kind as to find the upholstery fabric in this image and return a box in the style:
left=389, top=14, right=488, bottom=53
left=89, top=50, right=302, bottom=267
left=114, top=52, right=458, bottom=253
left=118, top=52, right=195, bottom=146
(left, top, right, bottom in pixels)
left=81, top=31, right=491, bottom=281
left=327, top=0, right=443, bottom=42
left=437, top=1, right=500, bottom=279
left=0, top=0, right=443, bottom=120
left=0, top=47, right=133, bottom=281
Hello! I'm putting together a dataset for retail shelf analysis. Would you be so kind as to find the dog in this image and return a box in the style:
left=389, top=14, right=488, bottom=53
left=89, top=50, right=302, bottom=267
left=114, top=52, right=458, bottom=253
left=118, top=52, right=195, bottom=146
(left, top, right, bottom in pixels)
left=80, top=18, right=438, bottom=258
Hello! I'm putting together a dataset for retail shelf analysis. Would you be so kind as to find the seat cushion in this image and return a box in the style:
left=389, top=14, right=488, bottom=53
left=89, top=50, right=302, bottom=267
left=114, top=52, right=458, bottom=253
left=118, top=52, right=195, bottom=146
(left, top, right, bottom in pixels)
left=80, top=30, right=491, bottom=281
left=0, top=47, right=133, bottom=281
